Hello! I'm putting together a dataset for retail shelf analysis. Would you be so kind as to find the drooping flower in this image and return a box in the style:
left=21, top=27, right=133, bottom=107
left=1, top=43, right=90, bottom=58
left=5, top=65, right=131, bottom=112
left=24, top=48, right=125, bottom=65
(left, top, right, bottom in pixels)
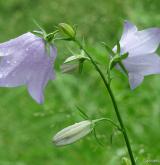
left=0, top=32, right=57, bottom=104
left=114, top=21, right=160, bottom=89
left=53, top=120, right=93, bottom=146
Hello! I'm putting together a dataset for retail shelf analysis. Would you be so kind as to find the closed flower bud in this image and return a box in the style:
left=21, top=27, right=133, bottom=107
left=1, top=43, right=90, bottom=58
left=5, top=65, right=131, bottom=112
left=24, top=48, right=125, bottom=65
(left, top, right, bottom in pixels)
left=63, top=54, right=89, bottom=64
left=61, top=63, right=79, bottom=74
left=53, top=120, right=93, bottom=146
left=61, top=51, right=90, bottom=74
left=58, top=23, right=76, bottom=39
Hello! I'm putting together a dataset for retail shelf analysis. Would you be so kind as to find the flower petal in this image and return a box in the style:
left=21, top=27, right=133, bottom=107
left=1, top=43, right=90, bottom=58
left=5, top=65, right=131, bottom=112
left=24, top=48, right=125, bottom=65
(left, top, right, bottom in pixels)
left=128, top=73, right=144, bottom=89
left=0, top=32, right=39, bottom=56
left=49, top=45, right=57, bottom=80
left=126, top=28, right=160, bottom=56
left=119, top=21, right=160, bottom=56
left=123, top=53, right=160, bottom=76
left=0, top=35, right=43, bottom=86
left=0, top=32, right=57, bottom=103
left=114, top=21, right=160, bottom=89
left=119, top=20, right=137, bottom=52
left=50, top=45, right=57, bottom=60
left=27, top=66, right=53, bottom=104
left=27, top=43, right=55, bottom=103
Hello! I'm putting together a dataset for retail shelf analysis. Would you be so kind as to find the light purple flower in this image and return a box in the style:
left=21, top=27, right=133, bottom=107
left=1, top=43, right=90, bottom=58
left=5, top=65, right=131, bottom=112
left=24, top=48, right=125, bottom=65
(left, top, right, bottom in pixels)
left=114, top=21, right=160, bottom=89
left=0, top=32, right=57, bottom=104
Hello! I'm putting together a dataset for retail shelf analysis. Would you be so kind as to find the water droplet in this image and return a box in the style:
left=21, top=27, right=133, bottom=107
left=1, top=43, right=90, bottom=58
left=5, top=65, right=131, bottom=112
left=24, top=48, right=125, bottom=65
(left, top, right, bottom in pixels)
left=5, top=53, right=8, bottom=56
left=0, top=73, right=3, bottom=78
left=6, top=60, right=10, bottom=64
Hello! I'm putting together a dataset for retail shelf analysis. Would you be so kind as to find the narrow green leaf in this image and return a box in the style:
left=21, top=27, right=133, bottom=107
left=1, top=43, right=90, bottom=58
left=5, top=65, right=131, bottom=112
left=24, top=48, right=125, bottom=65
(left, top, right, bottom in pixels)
left=121, top=52, right=129, bottom=60
left=101, top=42, right=115, bottom=57
left=76, top=106, right=89, bottom=120
left=33, top=19, right=47, bottom=36
left=118, top=61, right=128, bottom=75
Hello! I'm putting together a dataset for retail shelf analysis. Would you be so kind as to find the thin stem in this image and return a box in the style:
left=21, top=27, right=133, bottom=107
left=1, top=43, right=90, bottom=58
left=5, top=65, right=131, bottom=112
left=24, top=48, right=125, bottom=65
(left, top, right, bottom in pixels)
left=74, top=39, right=136, bottom=165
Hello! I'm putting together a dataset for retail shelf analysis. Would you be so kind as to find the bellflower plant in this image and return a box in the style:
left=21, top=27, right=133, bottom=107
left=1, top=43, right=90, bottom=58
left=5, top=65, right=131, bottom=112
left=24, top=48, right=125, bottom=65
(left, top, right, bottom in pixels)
left=53, top=22, right=159, bottom=165
left=113, top=21, right=160, bottom=89
left=0, top=32, right=57, bottom=103
left=1, top=21, right=160, bottom=165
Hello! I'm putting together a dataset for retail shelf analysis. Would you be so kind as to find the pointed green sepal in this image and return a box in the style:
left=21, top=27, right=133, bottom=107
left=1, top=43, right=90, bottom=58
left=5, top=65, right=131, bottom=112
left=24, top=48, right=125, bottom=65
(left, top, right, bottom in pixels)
left=101, top=42, right=115, bottom=57
left=109, top=55, right=121, bottom=70
left=121, top=52, right=129, bottom=60
left=33, top=20, right=47, bottom=37
left=44, top=30, right=59, bottom=42
left=32, top=30, right=44, bottom=37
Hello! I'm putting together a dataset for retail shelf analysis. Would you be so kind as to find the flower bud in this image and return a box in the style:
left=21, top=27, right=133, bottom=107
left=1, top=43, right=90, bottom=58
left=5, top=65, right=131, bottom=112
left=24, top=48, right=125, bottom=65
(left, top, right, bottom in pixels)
left=53, top=120, right=93, bottom=146
left=61, top=63, right=78, bottom=73
left=58, top=23, right=76, bottom=39
left=61, top=52, right=90, bottom=74
left=63, top=54, right=89, bottom=64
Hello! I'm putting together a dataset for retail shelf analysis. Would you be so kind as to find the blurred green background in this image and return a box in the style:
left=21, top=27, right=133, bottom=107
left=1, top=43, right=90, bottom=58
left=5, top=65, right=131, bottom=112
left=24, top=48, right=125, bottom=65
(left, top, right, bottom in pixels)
left=0, top=0, right=160, bottom=164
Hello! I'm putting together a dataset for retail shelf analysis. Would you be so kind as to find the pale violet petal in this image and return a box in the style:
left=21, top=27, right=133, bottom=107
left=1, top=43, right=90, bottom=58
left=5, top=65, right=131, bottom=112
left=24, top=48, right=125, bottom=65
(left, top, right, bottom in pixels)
left=0, top=37, right=43, bottom=86
left=128, top=73, right=144, bottom=89
left=27, top=67, right=52, bottom=104
left=120, top=20, right=138, bottom=51
left=0, top=33, right=57, bottom=104
left=114, top=21, right=160, bottom=89
left=123, top=53, right=160, bottom=76
left=126, top=28, right=160, bottom=56
left=26, top=43, right=55, bottom=104
left=49, top=45, right=57, bottom=80
left=50, top=45, right=57, bottom=60
left=0, top=32, right=39, bottom=56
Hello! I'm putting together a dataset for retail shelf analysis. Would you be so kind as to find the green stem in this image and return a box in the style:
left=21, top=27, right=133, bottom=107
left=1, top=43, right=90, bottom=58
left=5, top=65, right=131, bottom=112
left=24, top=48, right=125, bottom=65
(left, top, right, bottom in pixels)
left=74, top=39, right=136, bottom=165
left=94, top=118, right=121, bottom=130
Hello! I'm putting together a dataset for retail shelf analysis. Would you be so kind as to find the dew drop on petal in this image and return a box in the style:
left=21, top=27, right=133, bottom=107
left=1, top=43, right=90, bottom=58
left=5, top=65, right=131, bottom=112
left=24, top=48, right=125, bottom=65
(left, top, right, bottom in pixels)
left=0, top=73, right=3, bottom=78
left=5, top=52, right=9, bottom=56
left=6, top=60, right=10, bottom=64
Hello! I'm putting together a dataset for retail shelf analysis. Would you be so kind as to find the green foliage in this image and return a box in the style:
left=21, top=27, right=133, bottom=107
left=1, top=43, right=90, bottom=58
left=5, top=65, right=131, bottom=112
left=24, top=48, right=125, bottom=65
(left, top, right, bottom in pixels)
left=0, top=0, right=160, bottom=165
